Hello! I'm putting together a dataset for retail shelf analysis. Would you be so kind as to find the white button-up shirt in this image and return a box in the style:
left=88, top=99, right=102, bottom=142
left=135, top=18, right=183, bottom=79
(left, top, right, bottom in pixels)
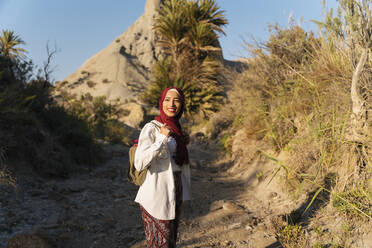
left=134, top=120, right=191, bottom=220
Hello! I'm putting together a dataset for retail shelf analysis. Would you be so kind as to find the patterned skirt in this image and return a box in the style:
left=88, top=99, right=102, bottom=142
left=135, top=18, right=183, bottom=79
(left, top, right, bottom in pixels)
left=140, top=172, right=183, bottom=248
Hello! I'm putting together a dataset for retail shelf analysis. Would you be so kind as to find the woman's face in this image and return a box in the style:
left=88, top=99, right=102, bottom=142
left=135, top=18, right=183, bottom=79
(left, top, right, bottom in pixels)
left=162, top=90, right=182, bottom=117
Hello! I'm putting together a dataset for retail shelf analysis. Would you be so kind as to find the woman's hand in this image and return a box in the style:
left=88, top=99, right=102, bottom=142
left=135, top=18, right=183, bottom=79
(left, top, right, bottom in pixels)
left=160, top=124, right=172, bottom=137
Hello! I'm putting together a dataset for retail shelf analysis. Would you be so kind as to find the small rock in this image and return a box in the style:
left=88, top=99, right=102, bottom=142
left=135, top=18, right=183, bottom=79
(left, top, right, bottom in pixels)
left=223, top=240, right=232, bottom=246
left=256, top=222, right=266, bottom=231
left=223, top=201, right=242, bottom=211
left=209, top=200, right=224, bottom=211
left=269, top=192, right=278, bottom=198
left=228, top=222, right=242, bottom=230
left=248, top=216, right=259, bottom=226
left=245, top=225, right=253, bottom=230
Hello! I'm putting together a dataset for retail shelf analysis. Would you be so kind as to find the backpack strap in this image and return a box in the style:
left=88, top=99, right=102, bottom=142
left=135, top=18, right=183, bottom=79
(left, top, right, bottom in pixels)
left=127, top=120, right=164, bottom=186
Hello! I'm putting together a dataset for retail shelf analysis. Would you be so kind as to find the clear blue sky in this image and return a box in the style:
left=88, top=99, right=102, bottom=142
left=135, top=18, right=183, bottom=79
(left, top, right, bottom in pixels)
left=0, top=0, right=338, bottom=82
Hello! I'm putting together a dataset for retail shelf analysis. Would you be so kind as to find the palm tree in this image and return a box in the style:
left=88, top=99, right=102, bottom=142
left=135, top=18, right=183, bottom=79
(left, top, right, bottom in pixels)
left=154, top=0, right=188, bottom=77
left=154, top=0, right=227, bottom=73
left=154, top=0, right=228, bottom=76
left=0, top=30, right=27, bottom=60
left=147, top=0, right=228, bottom=116
left=189, top=0, right=228, bottom=39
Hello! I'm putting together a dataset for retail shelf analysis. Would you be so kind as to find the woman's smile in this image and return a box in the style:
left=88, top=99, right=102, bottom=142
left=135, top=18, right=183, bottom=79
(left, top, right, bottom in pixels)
left=163, top=90, right=182, bottom=117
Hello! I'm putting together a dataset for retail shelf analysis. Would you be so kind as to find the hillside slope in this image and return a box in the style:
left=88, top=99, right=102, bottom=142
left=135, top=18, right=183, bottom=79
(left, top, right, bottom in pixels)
left=54, top=0, right=163, bottom=103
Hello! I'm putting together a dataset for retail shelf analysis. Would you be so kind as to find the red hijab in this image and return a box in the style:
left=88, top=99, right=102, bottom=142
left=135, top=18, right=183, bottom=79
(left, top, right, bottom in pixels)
left=155, top=87, right=189, bottom=166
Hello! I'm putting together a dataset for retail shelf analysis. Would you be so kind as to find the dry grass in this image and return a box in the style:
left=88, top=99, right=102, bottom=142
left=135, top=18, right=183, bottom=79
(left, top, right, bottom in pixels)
left=0, top=146, right=16, bottom=191
left=212, top=23, right=371, bottom=246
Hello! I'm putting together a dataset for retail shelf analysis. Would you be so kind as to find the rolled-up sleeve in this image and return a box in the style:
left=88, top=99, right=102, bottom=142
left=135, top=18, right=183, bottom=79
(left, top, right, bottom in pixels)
left=134, top=122, right=168, bottom=171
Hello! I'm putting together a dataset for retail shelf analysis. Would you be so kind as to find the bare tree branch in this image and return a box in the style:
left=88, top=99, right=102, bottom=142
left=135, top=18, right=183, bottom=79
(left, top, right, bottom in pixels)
left=42, top=41, right=59, bottom=83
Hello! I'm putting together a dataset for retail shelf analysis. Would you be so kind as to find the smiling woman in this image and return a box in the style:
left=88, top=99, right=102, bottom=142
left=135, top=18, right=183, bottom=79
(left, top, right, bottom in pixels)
left=134, top=87, right=191, bottom=247
left=162, top=89, right=182, bottom=117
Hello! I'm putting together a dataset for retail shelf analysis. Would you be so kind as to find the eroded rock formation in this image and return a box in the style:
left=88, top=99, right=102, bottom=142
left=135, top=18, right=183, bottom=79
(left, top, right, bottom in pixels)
left=55, top=0, right=163, bottom=103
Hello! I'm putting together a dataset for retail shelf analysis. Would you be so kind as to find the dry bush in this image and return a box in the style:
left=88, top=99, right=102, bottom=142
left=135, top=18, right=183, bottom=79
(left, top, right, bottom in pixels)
left=0, top=147, right=16, bottom=191
left=222, top=64, right=268, bottom=142
left=231, top=25, right=323, bottom=152
left=221, top=22, right=371, bottom=237
left=199, top=2, right=372, bottom=245
left=0, top=168, right=16, bottom=191
left=86, top=80, right=96, bottom=88
left=271, top=217, right=309, bottom=248
left=61, top=94, right=131, bottom=145
left=207, top=104, right=235, bottom=139
left=234, top=24, right=359, bottom=186
left=276, top=224, right=308, bottom=248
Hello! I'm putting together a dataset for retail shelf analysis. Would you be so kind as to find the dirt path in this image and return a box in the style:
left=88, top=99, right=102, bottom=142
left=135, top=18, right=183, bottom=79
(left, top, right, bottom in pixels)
left=132, top=139, right=282, bottom=248
left=173, top=141, right=280, bottom=248
left=1, top=139, right=283, bottom=248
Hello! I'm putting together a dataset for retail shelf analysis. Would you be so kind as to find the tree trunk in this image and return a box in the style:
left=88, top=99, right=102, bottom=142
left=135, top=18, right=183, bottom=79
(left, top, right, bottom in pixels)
left=350, top=47, right=368, bottom=140
left=172, top=45, right=181, bottom=80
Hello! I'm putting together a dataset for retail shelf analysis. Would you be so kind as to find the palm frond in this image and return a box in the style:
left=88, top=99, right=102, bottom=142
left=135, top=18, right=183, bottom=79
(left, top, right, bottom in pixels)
left=147, top=0, right=227, bottom=117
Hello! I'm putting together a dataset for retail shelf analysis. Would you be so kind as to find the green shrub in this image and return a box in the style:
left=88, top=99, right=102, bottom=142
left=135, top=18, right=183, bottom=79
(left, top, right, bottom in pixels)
left=220, top=134, right=232, bottom=154
left=43, top=105, right=102, bottom=166
left=0, top=31, right=107, bottom=177
left=59, top=80, right=69, bottom=87
left=0, top=147, right=16, bottom=191
left=60, top=94, right=132, bottom=145
left=314, top=242, right=344, bottom=248
left=81, top=92, right=93, bottom=102
left=101, top=119, right=130, bottom=145
left=87, top=80, right=96, bottom=88
left=332, top=186, right=372, bottom=219
left=276, top=224, right=307, bottom=248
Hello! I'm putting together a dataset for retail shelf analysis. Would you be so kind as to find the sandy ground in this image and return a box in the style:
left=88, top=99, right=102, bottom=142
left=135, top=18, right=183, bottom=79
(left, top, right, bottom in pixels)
left=131, top=139, right=283, bottom=248
left=1, top=138, right=283, bottom=248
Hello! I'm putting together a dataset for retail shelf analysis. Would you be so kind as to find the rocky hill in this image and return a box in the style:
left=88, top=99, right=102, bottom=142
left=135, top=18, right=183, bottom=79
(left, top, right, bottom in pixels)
left=54, top=0, right=163, bottom=104
left=53, top=0, right=243, bottom=128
